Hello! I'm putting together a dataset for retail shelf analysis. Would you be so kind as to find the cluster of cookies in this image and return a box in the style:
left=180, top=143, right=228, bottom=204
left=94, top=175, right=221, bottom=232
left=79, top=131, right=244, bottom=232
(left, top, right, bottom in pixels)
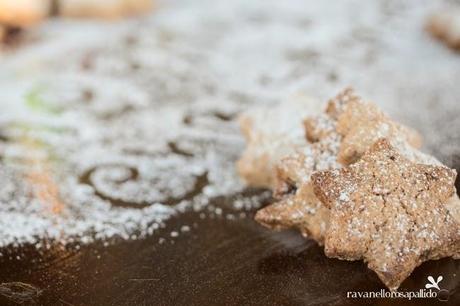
left=0, top=0, right=153, bottom=41
left=237, top=88, right=460, bottom=290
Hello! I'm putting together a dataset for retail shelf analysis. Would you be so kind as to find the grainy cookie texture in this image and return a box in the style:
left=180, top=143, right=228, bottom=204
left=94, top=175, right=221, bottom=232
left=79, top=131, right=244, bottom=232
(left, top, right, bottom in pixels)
left=255, top=147, right=331, bottom=243
left=335, top=97, right=422, bottom=164
left=312, top=139, right=460, bottom=290
left=255, top=88, right=351, bottom=243
left=255, top=88, right=423, bottom=245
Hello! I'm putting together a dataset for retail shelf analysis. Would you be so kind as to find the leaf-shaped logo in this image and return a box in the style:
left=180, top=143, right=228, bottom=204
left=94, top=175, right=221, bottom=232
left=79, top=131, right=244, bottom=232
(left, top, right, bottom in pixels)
left=425, top=275, right=442, bottom=291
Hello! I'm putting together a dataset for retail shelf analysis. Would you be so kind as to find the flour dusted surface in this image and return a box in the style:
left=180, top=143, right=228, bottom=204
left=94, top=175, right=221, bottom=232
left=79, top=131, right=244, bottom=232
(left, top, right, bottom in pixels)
left=0, top=0, right=459, bottom=248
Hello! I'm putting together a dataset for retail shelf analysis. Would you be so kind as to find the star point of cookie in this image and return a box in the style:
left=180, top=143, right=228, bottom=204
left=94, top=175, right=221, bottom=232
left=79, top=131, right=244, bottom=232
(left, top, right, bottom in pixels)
left=255, top=167, right=330, bottom=243
left=312, top=138, right=459, bottom=290
left=254, top=148, right=330, bottom=243
left=335, top=96, right=422, bottom=165
left=254, top=89, right=351, bottom=243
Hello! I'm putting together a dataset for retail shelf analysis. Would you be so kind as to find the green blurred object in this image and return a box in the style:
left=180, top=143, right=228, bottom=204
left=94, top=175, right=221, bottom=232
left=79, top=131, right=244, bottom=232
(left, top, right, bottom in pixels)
left=24, top=87, right=60, bottom=114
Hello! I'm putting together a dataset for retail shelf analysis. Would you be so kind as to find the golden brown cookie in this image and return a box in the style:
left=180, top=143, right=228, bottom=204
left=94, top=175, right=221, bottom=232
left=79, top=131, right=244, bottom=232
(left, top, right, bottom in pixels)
left=427, top=9, right=460, bottom=51
left=237, top=94, right=319, bottom=188
left=312, top=139, right=459, bottom=290
left=335, top=95, right=422, bottom=164
left=255, top=90, right=348, bottom=243
left=447, top=194, right=460, bottom=223
left=254, top=88, right=425, bottom=246
left=0, top=0, right=50, bottom=27
left=59, top=0, right=153, bottom=19
left=255, top=147, right=331, bottom=243
left=323, top=87, right=359, bottom=120
left=0, top=25, right=4, bottom=42
left=446, top=195, right=460, bottom=259
left=255, top=183, right=330, bottom=242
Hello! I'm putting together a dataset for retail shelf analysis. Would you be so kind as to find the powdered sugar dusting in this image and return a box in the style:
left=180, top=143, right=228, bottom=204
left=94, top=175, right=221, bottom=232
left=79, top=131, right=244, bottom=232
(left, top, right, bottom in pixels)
left=0, top=0, right=459, bottom=248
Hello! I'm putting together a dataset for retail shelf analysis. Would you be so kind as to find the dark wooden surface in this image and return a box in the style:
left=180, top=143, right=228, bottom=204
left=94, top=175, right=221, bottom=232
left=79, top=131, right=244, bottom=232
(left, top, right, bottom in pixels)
left=0, top=181, right=459, bottom=305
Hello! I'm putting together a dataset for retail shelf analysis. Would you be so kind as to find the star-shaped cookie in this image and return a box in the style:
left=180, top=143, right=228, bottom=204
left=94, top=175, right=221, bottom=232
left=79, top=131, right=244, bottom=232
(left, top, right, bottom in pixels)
left=312, top=138, right=460, bottom=290
left=255, top=89, right=352, bottom=243
left=255, top=147, right=331, bottom=243
left=335, top=96, right=422, bottom=164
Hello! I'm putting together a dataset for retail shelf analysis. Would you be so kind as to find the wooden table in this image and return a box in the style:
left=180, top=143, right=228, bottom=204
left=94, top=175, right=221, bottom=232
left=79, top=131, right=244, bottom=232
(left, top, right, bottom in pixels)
left=1, top=184, right=459, bottom=305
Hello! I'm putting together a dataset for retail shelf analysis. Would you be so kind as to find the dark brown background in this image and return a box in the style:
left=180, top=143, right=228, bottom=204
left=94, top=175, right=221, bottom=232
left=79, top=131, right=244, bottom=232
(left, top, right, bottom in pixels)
left=0, top=171, right=459, bottom=306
